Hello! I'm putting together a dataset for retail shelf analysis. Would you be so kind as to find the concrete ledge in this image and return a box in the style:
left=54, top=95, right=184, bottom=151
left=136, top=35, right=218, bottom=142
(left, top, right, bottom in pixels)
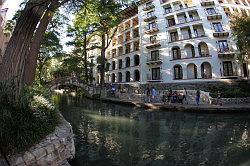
left=101, top=97, right=250, bottom=113
left=0, top=114, right=75, bottom=166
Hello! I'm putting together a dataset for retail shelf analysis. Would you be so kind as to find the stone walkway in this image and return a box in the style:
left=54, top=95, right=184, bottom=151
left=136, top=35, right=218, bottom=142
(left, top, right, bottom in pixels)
left=101, top=97, right=250, bottom=113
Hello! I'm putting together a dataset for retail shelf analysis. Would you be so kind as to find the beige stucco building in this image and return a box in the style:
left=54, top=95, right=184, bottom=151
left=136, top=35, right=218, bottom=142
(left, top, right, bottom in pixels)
left=100, top=0, right=250, bottom=84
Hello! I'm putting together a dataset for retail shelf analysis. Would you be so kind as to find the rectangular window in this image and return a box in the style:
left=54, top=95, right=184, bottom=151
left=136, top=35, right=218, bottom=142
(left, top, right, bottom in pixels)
left=148, top=22, right=157, bottom=29
left=213, top=22, right=223, bottom=32
left=164, top=7, right=172, bottom=14
left=151, top=50, right=159, bottom=61
left=218, top=40, right=229, bottom=52
left=147, top=11, right=154, bottom=17
left=206, top=8, right=216, bottom=15
left=152, top=67, right=161, bottom=80
left=170, top=32, right=178, bottom=42
left=223, top=61, right=233, bottom=76
left=150, top=35, right=157, bottom=43
left=193, top=28, right=198, bottom=37
left=167, top=18, right=176, bottom=26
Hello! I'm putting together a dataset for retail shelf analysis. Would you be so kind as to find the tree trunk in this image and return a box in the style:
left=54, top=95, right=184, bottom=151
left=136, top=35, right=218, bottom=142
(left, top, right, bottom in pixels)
left=100, top=33, right=106, bottom=89
left=0, top=1, right=49, bottom=95
left=84, top=33, right=88, bottom=83
left=23, top=1, right=60, bottom=85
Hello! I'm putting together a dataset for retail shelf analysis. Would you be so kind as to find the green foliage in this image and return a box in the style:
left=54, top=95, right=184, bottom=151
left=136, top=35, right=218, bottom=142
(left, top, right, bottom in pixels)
left=208, top=85, right=250, bottom=98
left=231, top=14, right=250, bottom=62
left=0, top=82, right=59, bottom=154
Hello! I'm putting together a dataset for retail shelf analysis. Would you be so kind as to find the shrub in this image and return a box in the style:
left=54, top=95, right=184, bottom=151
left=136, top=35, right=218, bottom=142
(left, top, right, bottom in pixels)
left=208, top=85, right=250, bottom=98
left=0, top=82, right=59, bottom=155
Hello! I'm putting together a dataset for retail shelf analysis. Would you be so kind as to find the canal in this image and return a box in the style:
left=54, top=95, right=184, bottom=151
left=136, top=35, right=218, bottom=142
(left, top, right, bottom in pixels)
left=58, top=96, right=250, bottom=166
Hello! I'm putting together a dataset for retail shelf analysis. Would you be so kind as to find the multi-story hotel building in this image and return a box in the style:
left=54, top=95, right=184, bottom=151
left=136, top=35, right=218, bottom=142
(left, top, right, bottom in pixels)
left=96, top=0, right=250, bottom=84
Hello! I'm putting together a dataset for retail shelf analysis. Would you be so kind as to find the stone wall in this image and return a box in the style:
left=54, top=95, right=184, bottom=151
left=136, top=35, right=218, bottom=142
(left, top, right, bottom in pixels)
left=211, top=97, right=250, bottom=105
left=0, top=115, right=75, bottom=166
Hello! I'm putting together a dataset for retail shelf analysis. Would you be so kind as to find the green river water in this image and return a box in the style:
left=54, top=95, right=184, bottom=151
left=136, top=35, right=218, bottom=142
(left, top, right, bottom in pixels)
left=58, top=95, right=250, bottom=166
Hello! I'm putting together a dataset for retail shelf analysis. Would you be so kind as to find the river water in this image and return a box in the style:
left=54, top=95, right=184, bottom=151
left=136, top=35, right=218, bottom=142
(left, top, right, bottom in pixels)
left=58, top=96, right=250, bottom=166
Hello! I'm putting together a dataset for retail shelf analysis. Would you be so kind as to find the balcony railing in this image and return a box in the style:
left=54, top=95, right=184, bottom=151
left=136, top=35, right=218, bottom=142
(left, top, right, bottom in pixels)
left=200, top=0, right=215, bottom=6
left=144, top=15, right=157, bottom=22
left=147, top=73, right=162, bottom=81
left=146, top=40, right=161, bottom=49
left=146, top=55, right=162, bottom=65
left=143, top=4, right=155, bottom=11
left=145, top=24, right=159, bottom=34
left=217, top=47, right=235, bottom=58
left=206, top=9, right=222, bottom=20
left=213, top=30, right=229, bottom=37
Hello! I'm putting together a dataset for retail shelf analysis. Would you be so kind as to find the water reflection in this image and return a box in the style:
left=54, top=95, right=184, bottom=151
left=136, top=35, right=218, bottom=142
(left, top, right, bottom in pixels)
left=58, top=96, right=250, bottom=166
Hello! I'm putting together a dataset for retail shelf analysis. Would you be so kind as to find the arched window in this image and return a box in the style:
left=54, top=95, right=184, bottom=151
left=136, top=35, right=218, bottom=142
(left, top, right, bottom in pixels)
left=173, top=65, right=183, bottom=79
left=184, top=44, right=195, bottom=58
left=112, top=73, right=116, bottom=83
left=172, top=46, right=181, bottom=60
left=201, top=62, right=212, bottom=79
left=134, top=55, right=140, bottom=66
left=118, top=59, right=122, bottom=69
left=198, top=42, right=209, bottom=57
left=187, top=63, right=198, bottom=79
left=125, top=71, right=130, bottom=82
left=125, top=57, right=130, bottom=67
left=112, top=61, right=116, bottom=70
left=134, top=70, right=140, bottom=81
left=118, top=72, right=123, bottom=82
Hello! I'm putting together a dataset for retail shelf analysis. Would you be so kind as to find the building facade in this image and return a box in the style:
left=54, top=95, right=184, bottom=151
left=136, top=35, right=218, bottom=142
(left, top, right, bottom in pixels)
left=100, top=0, right=250, bottom=84
left=0, top=0, right=10, bottom=62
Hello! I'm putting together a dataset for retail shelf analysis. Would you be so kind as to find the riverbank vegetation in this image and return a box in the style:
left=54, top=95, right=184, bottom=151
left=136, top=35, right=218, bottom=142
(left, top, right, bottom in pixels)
left=0, top=82, right=59, bottom=155
left=208, top=84, right=250, bottom=98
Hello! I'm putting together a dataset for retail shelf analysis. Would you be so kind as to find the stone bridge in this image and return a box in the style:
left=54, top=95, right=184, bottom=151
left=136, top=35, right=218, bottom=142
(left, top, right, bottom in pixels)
left=49, top=76, right=101, bottom=97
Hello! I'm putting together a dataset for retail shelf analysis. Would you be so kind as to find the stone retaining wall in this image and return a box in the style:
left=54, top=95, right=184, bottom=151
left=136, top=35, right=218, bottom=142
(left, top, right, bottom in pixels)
left=0, top=115, right=75, bottom=166
left=211, top=97, right=250, bottom=105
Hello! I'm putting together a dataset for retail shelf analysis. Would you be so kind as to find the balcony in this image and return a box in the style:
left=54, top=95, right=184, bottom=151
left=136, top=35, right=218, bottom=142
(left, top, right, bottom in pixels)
left=217, top=47, right=235, bottom=58
left=144, top=15, right=157, bottom=22
left=146, top=40, right=161, bottom=49
left=201, top=0, right=215, bottom=6
left=146, top=56, right=162, bottom=65
left=207, top=12, right=222, bottom=20
left=147, top=73, right=162, bottom=82
left=145, top=25, right=159, bottom=34
left=213, top=31, right=229, bottom=37
left=143, top=4, right=155, bottom=11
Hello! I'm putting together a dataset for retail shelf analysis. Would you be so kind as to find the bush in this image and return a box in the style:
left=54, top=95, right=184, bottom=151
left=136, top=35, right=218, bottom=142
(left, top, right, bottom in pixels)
left=208, top=85, right=250, bottom=98
left=0, top=82, right=59, bottom=155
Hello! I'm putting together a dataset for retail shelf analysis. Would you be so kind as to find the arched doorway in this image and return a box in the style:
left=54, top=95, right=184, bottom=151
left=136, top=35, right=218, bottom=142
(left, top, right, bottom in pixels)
left=134, top=70, right=140, bottom=81
left=187, top=63, right=197, bottom=79
left=201, top=62, right=212, bottom=78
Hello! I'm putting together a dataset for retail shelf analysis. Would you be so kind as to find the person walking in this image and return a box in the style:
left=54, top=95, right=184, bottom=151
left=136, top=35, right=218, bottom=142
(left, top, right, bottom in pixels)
left=151, top=87, right=157, bottom=103
left=196, top=89, right=200, bottom=105
left=183, top=87, right=188, bottom=104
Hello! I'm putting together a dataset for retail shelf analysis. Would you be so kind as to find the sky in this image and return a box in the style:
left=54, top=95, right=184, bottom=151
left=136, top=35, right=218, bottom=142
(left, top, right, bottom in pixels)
left=2, top=0, right=23, bottom=20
